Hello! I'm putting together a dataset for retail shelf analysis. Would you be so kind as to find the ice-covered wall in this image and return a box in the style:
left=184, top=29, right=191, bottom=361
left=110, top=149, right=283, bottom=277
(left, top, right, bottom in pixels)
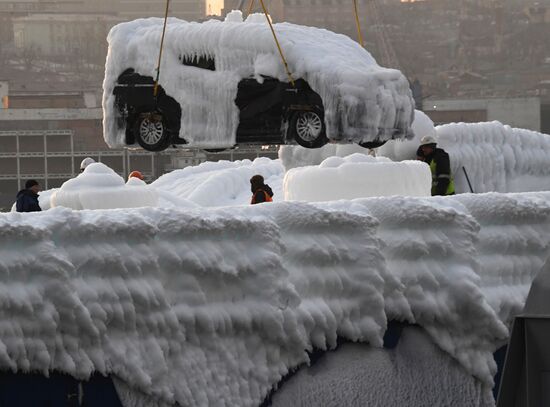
left=437, top=121, right=550, bottom=194
left=2, top=192, right=550, bottom=406
left=103, top=14, right=413, bottom=148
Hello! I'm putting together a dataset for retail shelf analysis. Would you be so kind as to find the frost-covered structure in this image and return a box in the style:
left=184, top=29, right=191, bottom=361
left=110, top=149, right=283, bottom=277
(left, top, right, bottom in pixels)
left=283, top=154, right=431, bottom=201
left=50, top=163, right=159, bottom=210
left=2, top=192, right=550, bottom=406
left=282, top=119, right=550, bottom=195
left=103, top=12, right=414, bottom=149
left=437, top=121, right=550, bottom=193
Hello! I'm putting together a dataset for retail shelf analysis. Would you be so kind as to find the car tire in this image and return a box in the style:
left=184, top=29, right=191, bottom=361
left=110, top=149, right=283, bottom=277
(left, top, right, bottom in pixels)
left=289, top=109, right=327, bottom=148
left=134, top=111, right=172, bottom=152
left=359, top=140, right=387, bottom=149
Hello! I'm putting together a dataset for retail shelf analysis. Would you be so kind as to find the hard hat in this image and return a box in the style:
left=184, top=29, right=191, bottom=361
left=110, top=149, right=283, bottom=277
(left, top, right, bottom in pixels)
left=419, top=134, right=437, bottom=146
left=128, top=170, right=144, bottom=181
left=80, top=157, right=96, bottom=171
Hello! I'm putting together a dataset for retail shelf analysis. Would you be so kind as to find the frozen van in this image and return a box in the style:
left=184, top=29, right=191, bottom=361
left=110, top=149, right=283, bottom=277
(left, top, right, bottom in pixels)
left=103, top=11, right=415, bottom=152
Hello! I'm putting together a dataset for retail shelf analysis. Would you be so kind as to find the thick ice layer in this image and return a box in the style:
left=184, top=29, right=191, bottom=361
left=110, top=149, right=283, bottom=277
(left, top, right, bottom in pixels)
left=50, top=163, right=159, bottom=210
left=283, top=153, right=432, bottom=201
left=377, top=110, right=435, bottom=161
left=152, top=157, right=284, bottom=207
left=270, top=328, right=490, bottom=407
left=103, top=14, right=414, bottom=148
left=452, top=192, right=550, bottom=328
left=436, top=122, right=550, bottom=193
left=3, top=193, right=550, bottom=405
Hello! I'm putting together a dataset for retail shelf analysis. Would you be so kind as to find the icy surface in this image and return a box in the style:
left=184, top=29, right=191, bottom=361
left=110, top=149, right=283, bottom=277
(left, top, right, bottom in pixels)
left=50, top=163, right=159, bottom=210
left=283, top=153, right=432, bottom=201
left=437, top=121, right=550, bottom=193
left=103, top=15, right=413, bottom=148
left=270, top=327, right=490, bottom=407
left=377, top=110, right=435, bottom=161
left=2, top=192, right=550, bottom=406
left=152, top=157, right=284, bottom=207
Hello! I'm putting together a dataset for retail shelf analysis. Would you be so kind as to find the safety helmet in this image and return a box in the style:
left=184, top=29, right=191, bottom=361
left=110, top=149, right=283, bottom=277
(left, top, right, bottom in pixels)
left=80, top=157, right=96, bottom=171
left=419, top=134, right=437, bottom=146
left=128, top=170, right=144, bottom=181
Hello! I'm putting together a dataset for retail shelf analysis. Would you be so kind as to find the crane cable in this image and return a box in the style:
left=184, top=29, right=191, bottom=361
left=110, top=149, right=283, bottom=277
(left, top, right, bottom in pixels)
left=258, top=0, right=295, bottom=87
left=353, top=0, right=364, bottom=47
left=246, top=0, right=255, bottom=17
left=154, top=0, right=171, bottom=98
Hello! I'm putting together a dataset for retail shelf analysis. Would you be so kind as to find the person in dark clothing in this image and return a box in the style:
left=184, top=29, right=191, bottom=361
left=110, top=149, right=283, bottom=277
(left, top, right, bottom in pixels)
left=250, top=174, right=274, bottom=204
left=16, top=180, right=42, bottom=212
left=418, top=135, right=455, bottom=196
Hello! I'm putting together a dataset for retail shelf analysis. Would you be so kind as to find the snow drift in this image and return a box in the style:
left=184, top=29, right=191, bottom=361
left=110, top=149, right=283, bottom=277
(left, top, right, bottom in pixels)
left=103, top=13, right=414, bottom=148
left=2, top=192, right=550, bottom=406
left=283, top=154, right=431, bottom=201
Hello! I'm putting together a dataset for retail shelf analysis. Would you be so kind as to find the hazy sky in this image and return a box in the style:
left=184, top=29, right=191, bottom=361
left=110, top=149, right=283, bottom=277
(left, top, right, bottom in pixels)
left=207, top=0, right=224, bottom=15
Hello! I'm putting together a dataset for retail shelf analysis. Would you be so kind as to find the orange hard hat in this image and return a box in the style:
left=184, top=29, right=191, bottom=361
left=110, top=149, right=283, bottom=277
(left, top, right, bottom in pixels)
left=128, top=170, right=144, bottom=181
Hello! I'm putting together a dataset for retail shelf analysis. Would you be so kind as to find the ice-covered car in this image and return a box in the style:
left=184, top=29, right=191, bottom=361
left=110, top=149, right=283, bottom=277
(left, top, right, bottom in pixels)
left=103, top=11, right=415, bottom=152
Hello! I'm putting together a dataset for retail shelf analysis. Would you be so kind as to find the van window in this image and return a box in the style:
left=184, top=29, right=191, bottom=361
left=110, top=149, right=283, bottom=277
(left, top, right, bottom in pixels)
left=180, top=55, right=215, bottom=71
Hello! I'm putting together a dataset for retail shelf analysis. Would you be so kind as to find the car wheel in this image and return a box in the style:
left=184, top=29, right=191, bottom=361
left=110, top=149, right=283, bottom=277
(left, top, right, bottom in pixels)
left=289, top=109, right=327, bottom=148
left=134, top=112, right=172, bottom=152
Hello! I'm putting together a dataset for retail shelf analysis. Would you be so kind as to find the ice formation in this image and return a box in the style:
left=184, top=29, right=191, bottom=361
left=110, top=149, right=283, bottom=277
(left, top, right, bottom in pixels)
left=50, top=163, right=159, bottom=210
left=377, top=109, right=435, bottom=161
left=270, top=328, right=489, bottom=406
left=437, top=121, right=550, bottom=194
left=2, top=192, right=550, bottom=406
left=283, top=153, right=432, bottom=201
left=152, top=156, right=284, bottom=207
left=103, top=14, right=414, bottom=148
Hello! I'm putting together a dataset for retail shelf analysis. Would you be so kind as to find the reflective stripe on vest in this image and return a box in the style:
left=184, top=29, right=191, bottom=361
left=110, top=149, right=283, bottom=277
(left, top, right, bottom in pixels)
left=429, top=159, right=455, bottom=195
left=251, top=190, right=273, bottom=204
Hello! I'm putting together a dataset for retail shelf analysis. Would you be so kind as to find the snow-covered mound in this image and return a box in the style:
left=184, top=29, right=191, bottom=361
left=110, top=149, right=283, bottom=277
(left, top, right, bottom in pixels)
left=50, top=163, right=159, bottom=210
left=437, top=121, right=550, bottom=193
left=152, top=157, right=284, bottom=207
left=2, top=192, right=550, bottom=406
left=103, top=13, right=413, bottom=148
left=283, top=153, right=431, bottom=201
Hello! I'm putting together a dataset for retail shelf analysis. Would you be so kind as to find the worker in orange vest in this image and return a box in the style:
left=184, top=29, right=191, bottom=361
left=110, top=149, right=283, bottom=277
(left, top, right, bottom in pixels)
left=250, top=174, right=273, bottom=204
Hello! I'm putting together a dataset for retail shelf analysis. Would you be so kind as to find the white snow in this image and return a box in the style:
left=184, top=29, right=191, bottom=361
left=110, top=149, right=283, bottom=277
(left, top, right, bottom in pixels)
left=103, top=15, right=414, bottom=148
left=283, top=153, right=431, bottom=201
left=50, top=163, right=159, bottom=210
left=3, top=191, right=550, bottom=406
